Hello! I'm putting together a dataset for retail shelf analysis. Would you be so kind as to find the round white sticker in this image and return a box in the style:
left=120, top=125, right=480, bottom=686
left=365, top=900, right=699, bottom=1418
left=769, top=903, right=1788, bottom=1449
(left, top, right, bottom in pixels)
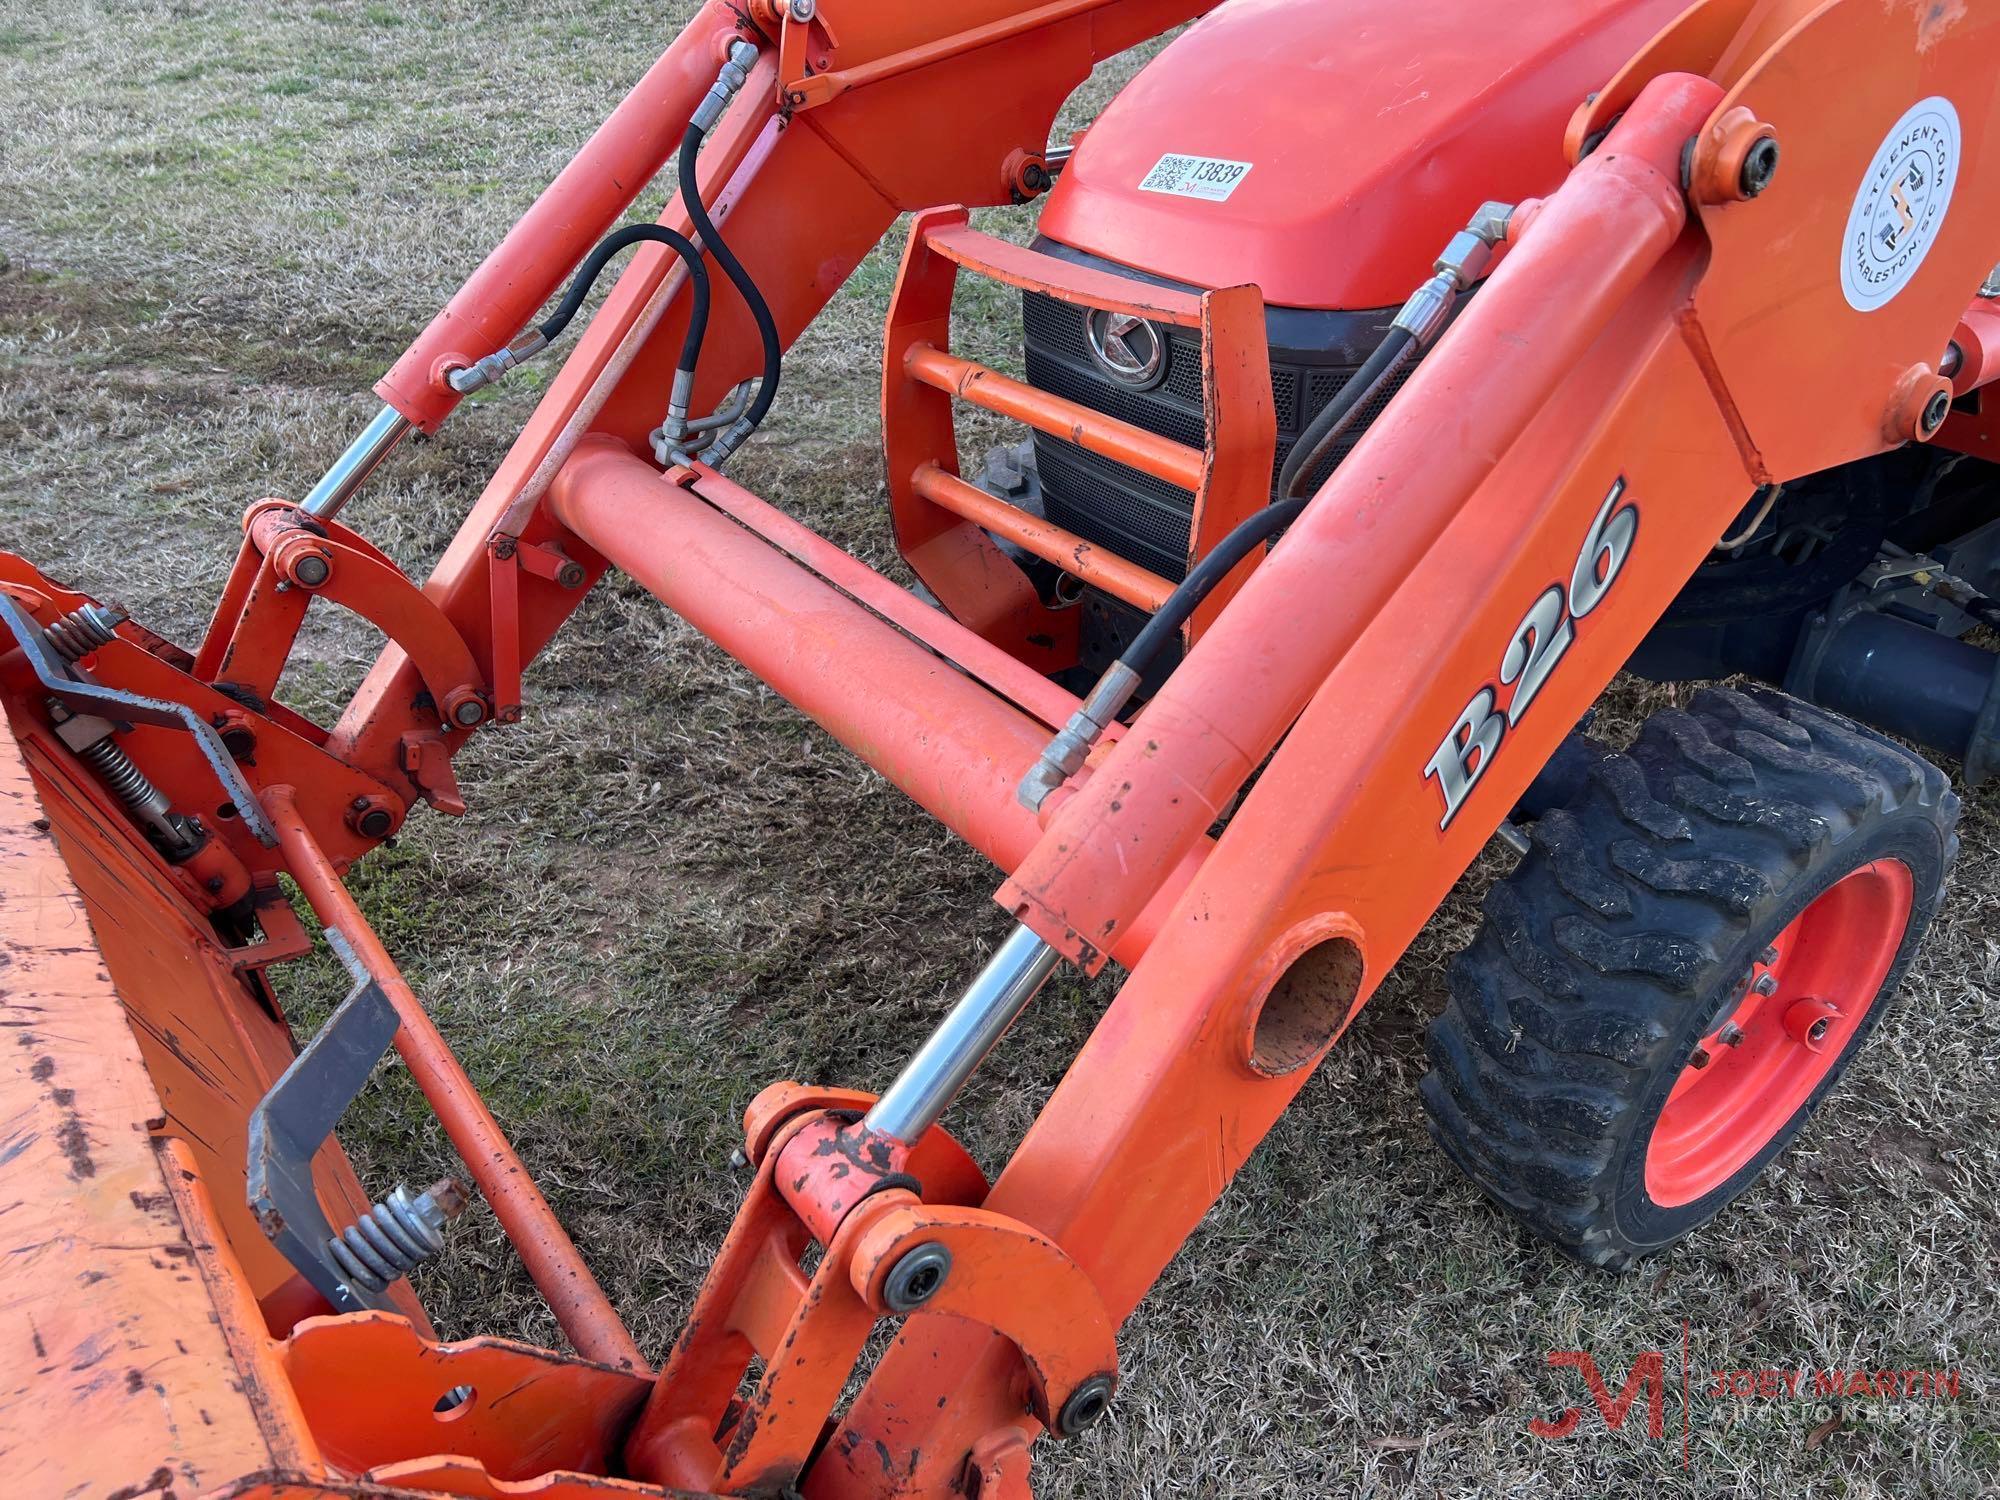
left=1840, top=96, right=1960, bottom=313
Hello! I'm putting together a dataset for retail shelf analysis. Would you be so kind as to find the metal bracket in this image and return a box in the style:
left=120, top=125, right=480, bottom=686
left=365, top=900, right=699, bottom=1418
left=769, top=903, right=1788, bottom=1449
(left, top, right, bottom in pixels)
left=246, top=930, right=402, bottom=1312
left=0, top=591, right=279, bottom=847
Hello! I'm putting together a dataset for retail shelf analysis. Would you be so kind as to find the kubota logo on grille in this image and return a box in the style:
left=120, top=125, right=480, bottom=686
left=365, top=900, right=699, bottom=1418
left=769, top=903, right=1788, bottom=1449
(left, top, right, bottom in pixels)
left=1083, top=308, right=1166, bottom=389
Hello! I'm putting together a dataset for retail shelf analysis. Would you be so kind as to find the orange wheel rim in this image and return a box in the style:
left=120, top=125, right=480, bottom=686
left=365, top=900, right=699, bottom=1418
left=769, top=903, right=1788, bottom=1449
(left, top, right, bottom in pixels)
left=1644, top=858, right=1914, bottom=1208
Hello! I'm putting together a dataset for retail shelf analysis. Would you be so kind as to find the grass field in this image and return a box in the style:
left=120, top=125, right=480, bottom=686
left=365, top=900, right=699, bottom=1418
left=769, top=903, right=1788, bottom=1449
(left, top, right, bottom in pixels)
left=2, top=4, right=1996, bottom=1496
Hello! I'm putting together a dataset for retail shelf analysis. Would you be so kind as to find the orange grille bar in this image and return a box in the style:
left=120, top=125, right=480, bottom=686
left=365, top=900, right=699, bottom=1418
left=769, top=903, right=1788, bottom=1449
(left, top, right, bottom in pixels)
left=905, top=342, right=1203, bottom=491
left=883, top=209, right=1275, bottom=662
left=911, top=462, right=1175, bottom=612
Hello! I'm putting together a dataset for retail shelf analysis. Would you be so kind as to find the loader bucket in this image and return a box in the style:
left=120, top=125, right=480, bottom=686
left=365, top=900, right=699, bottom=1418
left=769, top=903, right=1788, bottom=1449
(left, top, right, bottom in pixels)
left=0, top=625, right=671, bottom=1496
left=0, top=706, right=403, bottom=1488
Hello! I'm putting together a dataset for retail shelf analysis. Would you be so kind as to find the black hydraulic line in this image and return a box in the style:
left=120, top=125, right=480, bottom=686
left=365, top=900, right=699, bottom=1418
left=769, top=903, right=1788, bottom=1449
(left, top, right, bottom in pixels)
left=1017, top=492, right=1313, bottom=809
left=540, top=223, right=711, bottom=376
left=1275, top=325, right=1417, bottom=501
left=1121, top=495, right=1309, bottom=675
left=679, top=123, right=781, bottom=432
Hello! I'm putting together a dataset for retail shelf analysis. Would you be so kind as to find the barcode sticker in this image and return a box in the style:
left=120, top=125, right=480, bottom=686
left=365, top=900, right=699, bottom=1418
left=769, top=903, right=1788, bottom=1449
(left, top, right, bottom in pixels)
left=1138, top=153, right=1253, bottom=202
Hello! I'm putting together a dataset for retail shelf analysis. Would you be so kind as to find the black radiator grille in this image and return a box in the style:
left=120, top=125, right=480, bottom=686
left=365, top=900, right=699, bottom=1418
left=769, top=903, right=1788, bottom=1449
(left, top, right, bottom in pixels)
left=1020, top=287, right=1416, bottom=583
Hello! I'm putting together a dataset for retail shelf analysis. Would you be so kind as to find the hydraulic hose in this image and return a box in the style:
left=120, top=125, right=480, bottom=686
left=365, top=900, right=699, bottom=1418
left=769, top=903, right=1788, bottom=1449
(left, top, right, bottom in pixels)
left=1122, top=497, right=1306, bottom=675
left=446, top=223, right=710, bottom=397
left=537, top=223, right=710, bottom=372
left=1017, top=200, right=1520, bottom=814
left=1276, top=325, right=1417, bottom=500
left=677, top=122, right=781, bottom=448
left=1015, top=496, right=1306, bottom=811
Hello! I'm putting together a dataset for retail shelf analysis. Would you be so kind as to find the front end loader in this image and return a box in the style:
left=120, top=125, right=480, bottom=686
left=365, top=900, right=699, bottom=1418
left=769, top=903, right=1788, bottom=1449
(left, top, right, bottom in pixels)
left=3, top=0, right=1997, bottom=1494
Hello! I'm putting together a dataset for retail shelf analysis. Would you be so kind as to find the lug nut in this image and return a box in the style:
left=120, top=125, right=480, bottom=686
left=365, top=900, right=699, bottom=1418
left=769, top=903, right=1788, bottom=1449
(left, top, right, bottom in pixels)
left=1716, top=1022, right=1745, bottom=1048
left=881, top=1242, right=951, bottom=1312
left=1753, top=973, right=1778, bottom=997
left=1687, top=1045, right=1712, bottom=1071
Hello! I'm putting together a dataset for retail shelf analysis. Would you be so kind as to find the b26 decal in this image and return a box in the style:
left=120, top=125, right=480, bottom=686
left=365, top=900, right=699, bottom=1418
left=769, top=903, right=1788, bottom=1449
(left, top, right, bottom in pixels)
left=1424, top=476, right=1639, bottom=827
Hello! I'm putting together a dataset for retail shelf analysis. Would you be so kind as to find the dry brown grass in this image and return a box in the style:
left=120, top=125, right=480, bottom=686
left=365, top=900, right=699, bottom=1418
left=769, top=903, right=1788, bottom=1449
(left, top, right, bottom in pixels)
left=2, top=5, right=1996, bottom=1496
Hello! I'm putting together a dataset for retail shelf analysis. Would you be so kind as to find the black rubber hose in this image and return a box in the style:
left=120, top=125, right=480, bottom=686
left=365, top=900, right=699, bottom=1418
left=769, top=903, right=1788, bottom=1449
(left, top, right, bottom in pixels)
left=679, top=123, right=782, bottom=430
left=1121, top=495, right=1309, bottom=675
left=1276, top=324, right=1416, bottom=500
left=540, top=223, right=711, bottom=377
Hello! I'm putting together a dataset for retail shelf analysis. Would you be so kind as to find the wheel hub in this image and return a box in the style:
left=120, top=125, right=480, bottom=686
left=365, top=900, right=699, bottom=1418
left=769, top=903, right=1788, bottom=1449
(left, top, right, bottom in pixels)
left=1643, top=858, right=1915, bottom=1208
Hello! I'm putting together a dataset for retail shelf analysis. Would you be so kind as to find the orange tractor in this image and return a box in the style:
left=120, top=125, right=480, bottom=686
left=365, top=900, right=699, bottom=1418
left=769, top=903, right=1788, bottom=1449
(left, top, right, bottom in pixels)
left=4, top=0, right=1997, bottom=1494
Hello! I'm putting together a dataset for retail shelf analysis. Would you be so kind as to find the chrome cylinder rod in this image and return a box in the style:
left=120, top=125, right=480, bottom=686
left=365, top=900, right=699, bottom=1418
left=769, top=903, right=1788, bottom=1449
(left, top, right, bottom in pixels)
left=301, top=404, right=413, bottom=519
left=864, top=925, right=1061, bottom=1143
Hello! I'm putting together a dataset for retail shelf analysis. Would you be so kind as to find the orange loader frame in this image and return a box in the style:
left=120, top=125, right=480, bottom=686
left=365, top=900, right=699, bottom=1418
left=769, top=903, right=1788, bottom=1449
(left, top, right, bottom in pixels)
left=4, top=1, right=1998, bottom=1496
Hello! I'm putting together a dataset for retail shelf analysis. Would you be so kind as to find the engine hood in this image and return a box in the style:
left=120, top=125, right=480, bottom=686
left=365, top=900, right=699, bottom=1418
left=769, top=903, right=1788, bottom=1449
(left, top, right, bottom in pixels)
left=1036, top=0, right=1685, bottom=309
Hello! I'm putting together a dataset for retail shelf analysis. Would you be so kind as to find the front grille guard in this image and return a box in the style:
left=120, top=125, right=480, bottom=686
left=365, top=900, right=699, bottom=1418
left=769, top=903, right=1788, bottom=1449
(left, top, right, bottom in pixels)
left=1020, top=288, right=1424, bottom=583
left=881, top=205, right=1276, bottom=664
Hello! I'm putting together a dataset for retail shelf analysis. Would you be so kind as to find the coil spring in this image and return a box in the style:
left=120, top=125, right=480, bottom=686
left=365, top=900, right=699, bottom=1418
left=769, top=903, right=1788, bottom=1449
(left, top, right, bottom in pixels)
left=78, top=735, right=165, bottom=813
left=327, top=1184, right=449, bottom=1293
left=45, top=602, right=124, bottom=664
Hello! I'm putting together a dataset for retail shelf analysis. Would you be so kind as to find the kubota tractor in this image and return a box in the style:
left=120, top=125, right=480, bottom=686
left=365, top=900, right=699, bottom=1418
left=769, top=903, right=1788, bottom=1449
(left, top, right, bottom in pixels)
left=3, top=0, right=1996, bottom=1495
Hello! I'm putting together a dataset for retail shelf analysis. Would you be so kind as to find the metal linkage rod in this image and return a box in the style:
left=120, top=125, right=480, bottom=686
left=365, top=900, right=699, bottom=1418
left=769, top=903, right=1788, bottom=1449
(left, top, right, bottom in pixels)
left=864, top=926, right=1061, bottom=1143
left=264, top=784, right=645, bottom=1371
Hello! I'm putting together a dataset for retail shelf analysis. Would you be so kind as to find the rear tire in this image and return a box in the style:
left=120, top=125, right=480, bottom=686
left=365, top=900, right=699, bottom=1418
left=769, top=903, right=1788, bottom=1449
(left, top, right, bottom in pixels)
left=1420, top=686, right=1958, bottom=1269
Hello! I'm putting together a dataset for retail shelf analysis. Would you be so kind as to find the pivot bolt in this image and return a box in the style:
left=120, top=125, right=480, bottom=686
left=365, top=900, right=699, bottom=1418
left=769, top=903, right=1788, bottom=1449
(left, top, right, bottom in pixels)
left=213, top=711, right=258, bottom=760
left=1055, top=1374, right=1116, bottom=1438
left=1920, top=389, right=1952, bottom=439
left=881, top=1242, right=951, bottom=1312
left=345, top=794, right=400, bottom=840
left=1739, top=136, right=1780, bottom=198
left=788, top=0, right=814, bottom=19
left=443, top=689, right=488, bottom=729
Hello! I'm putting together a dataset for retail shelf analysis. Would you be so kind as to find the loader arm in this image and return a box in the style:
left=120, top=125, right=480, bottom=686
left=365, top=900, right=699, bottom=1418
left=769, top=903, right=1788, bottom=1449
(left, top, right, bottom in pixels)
left=3, top=1, right=1998, bottom=1497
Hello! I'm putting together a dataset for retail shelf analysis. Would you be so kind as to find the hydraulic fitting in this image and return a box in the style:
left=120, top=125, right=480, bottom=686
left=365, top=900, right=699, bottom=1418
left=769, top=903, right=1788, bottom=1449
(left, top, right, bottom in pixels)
left=1392, top=201, right=1514, bottom=348
left=693, top=39, right=760, bottom=134
left=448, top=328, right=551, bottom=395
left=692, top=413, right=758, bottom=469
left=1016, top=660, right=1141, bottom=813
left=656, top=366, right=701, bottom=451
